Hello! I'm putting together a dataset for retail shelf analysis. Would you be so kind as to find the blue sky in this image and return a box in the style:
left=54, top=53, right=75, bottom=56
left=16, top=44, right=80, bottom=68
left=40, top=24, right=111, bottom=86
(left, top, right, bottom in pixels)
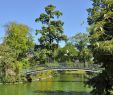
left=0, top=0, right=92, bottom=44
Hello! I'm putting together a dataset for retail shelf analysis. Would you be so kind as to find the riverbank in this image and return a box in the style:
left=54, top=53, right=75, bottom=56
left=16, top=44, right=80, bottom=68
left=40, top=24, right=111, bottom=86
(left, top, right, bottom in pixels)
left=0, top=69, right=88, bottom=84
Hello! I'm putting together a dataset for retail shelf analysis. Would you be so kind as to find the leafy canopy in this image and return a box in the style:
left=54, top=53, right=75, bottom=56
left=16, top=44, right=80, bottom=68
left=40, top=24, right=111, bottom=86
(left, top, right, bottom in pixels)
left=35, top=4, right=67, bottom=63
left=87, top=0, right=113, bottom=95
left=35, top=4, right=67, bottom=48
left=4, top=22, right=34, bottom=60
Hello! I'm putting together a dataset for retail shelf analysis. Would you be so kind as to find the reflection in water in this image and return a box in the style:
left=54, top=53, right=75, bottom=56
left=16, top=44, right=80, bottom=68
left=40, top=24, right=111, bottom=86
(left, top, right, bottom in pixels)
left=0, top=73, right=91, bottom=95
left=35, top=91, right=90, bottom=95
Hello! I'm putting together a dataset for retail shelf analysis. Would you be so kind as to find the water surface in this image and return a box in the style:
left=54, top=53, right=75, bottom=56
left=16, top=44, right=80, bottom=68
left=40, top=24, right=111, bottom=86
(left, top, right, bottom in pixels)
left=0, top=73, right=90, bottom=95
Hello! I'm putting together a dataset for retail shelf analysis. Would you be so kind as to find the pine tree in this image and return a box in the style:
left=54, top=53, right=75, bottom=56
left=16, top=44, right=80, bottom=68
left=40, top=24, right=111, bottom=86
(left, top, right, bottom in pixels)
left=35, top=5, right=67, bottom=63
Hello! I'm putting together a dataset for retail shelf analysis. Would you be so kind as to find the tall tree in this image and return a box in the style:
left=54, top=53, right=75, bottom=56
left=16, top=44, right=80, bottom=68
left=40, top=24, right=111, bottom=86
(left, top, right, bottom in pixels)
left=87, top=0, right=113, bottom=95
left=35, top=5, right=67, bottom=63
left=0, top=22, right=34, bottom=83
left=4, top=22, right=34, bottom=60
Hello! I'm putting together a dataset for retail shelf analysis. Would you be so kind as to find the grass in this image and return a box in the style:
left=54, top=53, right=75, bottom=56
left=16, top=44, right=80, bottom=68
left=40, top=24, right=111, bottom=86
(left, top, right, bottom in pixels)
left=65, top=69, right=86, bottom=75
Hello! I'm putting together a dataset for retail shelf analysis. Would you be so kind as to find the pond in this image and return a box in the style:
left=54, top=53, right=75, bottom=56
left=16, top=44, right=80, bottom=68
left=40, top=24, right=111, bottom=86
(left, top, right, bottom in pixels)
left=0, top=73, right=91, bottom=95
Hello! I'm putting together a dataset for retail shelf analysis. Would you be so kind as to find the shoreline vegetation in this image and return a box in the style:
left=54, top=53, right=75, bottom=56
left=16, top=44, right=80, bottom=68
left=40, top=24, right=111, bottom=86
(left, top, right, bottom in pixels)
left=0, top=68, right=88, bottom=84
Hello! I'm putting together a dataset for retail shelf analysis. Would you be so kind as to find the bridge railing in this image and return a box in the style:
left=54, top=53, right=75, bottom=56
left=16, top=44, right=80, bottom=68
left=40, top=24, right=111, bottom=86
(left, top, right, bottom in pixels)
left=46, top=63, right=100, bottom=70
left=21, top=63, right=101, bottom=74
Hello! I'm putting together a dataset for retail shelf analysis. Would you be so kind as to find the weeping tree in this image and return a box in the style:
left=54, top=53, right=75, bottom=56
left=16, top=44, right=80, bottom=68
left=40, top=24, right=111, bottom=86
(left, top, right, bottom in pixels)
left=35, top=4, right=67, bottom=63
left=87, top=0, right=113, bottom=95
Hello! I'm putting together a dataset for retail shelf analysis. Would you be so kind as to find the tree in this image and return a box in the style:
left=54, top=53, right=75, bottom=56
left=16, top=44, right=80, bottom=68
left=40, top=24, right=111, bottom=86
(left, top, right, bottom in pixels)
left=35, top=4, right=67, bottom=63
left=87, top=0, right=113, bottom=95
left=70, top=33, right=89, bottom=51
left=69, top=33, right=92, bottom=67
left=0, top=44, right=17, bottom=83
left=56, top=43, right=78, bottom=63
left=0, top=22, right=34, bottom=83
left=4, top=22, right=34, bottom=60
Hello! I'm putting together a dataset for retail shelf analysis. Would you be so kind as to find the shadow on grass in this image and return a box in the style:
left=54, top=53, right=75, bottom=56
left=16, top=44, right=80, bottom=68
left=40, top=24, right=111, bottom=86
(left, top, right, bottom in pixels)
left=34, top=90, right=90, bottom=95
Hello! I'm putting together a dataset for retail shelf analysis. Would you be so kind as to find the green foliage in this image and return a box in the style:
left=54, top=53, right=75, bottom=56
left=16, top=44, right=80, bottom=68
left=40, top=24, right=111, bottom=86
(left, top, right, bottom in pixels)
left=69, top=33, right=92, bottom=65
left=35, top=49, right=49, bottom=64
left=87, top=0, right=113, bottom=95
left=0, top=44, right=17, bottom=83
left=70, top=33, right=89, bottom=50
left=46, top=62, right=60, bottom=68
left=35, top=4, right=67, bottom=63
left=56, top=43, right=78, bottom=63
left=4, top=22, right=34, bottom=60
left=31, top=70, right=56, bottom=81
left=0, top=22, right=34, bottom=83
left=79, top=48, right=92, bottom=64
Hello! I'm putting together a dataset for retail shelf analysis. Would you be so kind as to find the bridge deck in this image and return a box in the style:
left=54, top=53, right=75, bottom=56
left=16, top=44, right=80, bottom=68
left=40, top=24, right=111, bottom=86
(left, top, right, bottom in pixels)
left=25, top=68, right=100, bottom=74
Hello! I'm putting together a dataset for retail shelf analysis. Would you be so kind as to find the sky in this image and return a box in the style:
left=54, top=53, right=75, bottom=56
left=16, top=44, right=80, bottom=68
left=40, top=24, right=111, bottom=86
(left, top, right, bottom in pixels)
left=0, top=0, right=92, bottom=45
